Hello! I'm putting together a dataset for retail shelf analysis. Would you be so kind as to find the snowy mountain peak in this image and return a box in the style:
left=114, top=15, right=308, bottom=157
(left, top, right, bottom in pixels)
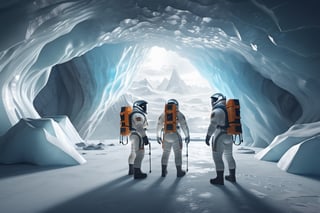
left=131, top=77, right=153, bottom=89
left=162, top=69, right=190, bottom=93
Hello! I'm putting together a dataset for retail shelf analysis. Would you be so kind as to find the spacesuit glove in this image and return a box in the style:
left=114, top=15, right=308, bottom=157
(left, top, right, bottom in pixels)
left=142, top=136, right=149, bottom=146
left=157, top=137, right=162, bottom=144
left=185, top=136, right=190, bottom=144
left=205, top=135, right=211, bottom=146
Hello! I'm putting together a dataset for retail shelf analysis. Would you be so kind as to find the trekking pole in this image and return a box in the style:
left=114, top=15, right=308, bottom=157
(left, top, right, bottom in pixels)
left=149, top=142, right=152, bottom=173
left=119, top=135, right=122, bottom=145
left=186, top=142, right=189, bottom=172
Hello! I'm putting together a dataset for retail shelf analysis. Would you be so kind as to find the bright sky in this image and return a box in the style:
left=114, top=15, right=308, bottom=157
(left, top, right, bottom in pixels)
left=136, top=46, right=212, bottom=88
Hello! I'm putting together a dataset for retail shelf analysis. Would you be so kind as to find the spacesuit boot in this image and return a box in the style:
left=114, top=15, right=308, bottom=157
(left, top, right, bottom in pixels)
left=128, top=164, right=134, bottom=175
left=161, top=165, right=168, bottom=177
left=134, top=168, right=147, bottom=179
left=210, top=171, right=224, bottom=185
left=176, top=165, right=186, bottom=177
left=225, top=169, right=236, bottom=183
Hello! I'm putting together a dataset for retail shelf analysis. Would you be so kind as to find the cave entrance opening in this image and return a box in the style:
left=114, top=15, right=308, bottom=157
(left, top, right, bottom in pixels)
left=120, top=45, right=215, bottom=139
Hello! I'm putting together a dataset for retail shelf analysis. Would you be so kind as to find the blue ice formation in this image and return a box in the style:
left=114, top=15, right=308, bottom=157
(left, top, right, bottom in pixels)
left=0, top=116, right=86, bottom=166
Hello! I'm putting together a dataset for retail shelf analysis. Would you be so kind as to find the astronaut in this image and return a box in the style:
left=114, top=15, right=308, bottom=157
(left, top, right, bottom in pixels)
left=128, top=100, right=149, bottom=179
left=205, top=93, right=236, bottom=185
left=156, top=99, right=190, bottom=177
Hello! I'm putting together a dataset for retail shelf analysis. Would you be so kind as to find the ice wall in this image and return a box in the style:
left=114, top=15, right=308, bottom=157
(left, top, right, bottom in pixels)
left=34, top=43, right=145, bottom=138
left=1, top=0, right=320, bottom=148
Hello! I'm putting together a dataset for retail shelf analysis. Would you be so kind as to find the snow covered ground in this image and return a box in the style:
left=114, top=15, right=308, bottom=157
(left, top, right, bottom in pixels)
left=0, top=140, right=319, bottom=213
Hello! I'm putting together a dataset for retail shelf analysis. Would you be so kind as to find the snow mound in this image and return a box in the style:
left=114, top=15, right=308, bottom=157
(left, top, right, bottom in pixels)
left=278, top=135, right=320, bottom=176
left=0, top=117, right=86, bottom=166
left=254, top=121, right=320, bottom=176
left=255, top=121, right=320, bottom=162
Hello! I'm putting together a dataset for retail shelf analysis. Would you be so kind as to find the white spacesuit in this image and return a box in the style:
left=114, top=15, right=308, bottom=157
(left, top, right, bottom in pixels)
left=128, top=100, right=149, bottom=179
left=206, top=93, right=236, bottom=185
left=156, top=99, right=190, bottom=177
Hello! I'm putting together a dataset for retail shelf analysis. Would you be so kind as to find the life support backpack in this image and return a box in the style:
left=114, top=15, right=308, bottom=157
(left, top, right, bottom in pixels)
left=164, top=103, right=177, bottom=133
left=215, top=99, right=243, bottom=145
left=119, top=106, right=132, bottom=145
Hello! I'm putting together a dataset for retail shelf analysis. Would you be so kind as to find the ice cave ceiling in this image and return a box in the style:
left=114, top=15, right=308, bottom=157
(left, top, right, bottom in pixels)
left=0, top=0, right=320, bottom=147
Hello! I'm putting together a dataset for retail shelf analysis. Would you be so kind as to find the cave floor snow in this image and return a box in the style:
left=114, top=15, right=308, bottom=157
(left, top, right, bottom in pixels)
left=0, top=140, right=319, bottom=213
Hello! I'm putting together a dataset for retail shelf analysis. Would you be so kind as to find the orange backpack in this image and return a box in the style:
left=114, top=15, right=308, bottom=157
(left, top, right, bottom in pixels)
left=164, top=103, right=177, bottom=133
left=119, top=106, right=132, bottom=144
left=215, top=99, right=243, bottom=145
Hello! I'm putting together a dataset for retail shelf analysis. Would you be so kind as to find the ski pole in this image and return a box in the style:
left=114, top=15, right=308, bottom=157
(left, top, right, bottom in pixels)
left=149, top=142, right=152, bottom=173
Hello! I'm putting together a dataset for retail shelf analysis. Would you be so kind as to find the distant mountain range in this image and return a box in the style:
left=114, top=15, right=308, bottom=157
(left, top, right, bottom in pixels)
left=90, top=69, right=211, bottom=139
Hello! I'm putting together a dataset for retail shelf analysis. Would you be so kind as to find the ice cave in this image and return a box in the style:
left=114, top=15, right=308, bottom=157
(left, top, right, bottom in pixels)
left=0, top=1, right=320, bottom=212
